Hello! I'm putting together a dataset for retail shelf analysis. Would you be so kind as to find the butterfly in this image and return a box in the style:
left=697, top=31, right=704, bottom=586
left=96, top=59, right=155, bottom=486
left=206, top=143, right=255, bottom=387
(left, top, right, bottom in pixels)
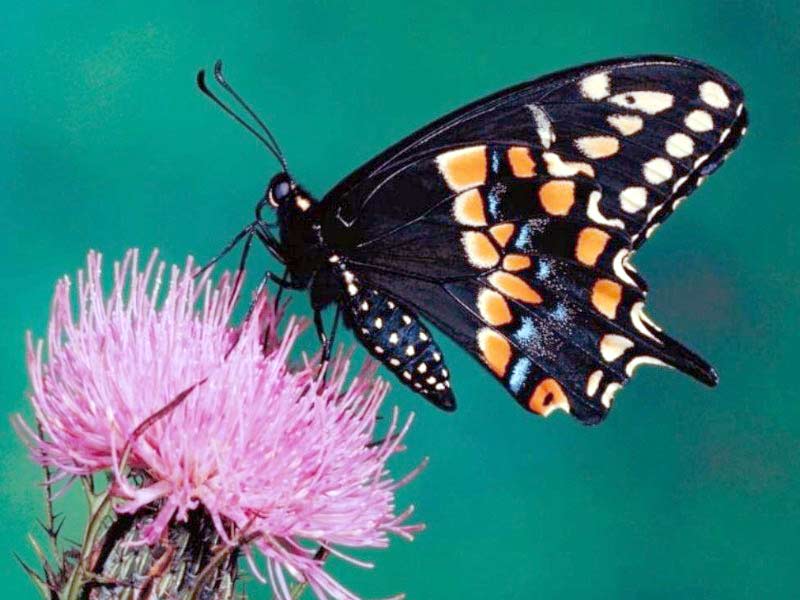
left=198, top=55, right=747, bottom=425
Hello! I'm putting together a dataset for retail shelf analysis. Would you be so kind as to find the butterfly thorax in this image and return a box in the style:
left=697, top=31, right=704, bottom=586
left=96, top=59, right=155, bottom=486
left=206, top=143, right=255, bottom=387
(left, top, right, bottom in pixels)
left=274, top=186, right=329, bottom=288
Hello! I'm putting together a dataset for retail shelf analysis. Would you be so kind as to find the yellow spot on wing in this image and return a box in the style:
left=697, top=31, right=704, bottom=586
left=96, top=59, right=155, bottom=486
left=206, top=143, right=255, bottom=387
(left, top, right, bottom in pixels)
left=529, top=378, right=570, bottom=416
left=436, top=145, right=488, bottom=192
left=599, top=334, right=634, bottom=362
left=539, top=180, right=576, bottom=216
left=489, top=223, right=515, bottom=247
left=462, top=231, right=500, bottom=268
left=586, top=370, right=603, bottom=397
left=453, top=189, right=487, bottom=226
left=607, top=114, right=643, bottom=136
left=542, top=152, right=595, bottom=178
left=575, top=135, right=620, bottom=159
left=477, top=288, right=513, bottom=326
left=507, top=146, right=536, bottom=177
left=575, top=227, right=610, bottom=266
left=488, top=271, right=542, bottom=305
left=591, top=279, right=623, bottom=319
left=477, top=328, right=512, bottom=377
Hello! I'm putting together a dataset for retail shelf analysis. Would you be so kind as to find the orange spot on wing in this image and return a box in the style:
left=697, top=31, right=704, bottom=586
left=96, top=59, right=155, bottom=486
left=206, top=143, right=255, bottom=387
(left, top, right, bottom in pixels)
left=528, top=378, right=570, bottom=416
left=502, top=254, right=532, bottom=271
left=488, top=271, right=542, bottom=305
left=477, top=288, right=513, bottom=326
left=477, top=328, right=512, bottom=377
left=437, top=146, right=487, bottom=192
left=462, top=231, right=500, bottom=268
left=576, top=227, right=611, bottom=266
left=591, top=279, right=623, bottom=318
left=453, top=189, right=487, bottom=226
left=489, top=223, right=515, bottom=247
left=539, top=180, right=576, bottom=216
left=507, top=146, right=537, bottom=178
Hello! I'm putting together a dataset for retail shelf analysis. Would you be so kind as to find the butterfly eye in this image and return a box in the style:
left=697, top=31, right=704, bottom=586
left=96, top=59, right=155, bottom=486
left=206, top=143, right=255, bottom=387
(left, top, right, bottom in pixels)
left=266, top=174, right=292, bottom=207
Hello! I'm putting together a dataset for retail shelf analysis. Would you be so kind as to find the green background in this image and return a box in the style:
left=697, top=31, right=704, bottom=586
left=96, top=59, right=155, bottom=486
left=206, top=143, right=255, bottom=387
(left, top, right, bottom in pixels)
left=3, top=1, right=798, bottom=598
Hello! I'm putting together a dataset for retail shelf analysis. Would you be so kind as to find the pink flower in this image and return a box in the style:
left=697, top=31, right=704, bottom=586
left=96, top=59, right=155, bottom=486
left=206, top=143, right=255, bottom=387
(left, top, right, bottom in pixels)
left=18, top=249, right=424, bottom=600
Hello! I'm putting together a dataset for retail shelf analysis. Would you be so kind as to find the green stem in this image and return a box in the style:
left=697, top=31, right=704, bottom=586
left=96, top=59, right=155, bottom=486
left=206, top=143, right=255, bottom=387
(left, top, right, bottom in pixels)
left=36, top=419, right=60, bottom=562
left=63, top=479, right=113, bottom=600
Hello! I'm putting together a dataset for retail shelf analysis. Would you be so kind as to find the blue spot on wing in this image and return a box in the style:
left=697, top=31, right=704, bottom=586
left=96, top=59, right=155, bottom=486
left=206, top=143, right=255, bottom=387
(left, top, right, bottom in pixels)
left=552, top=303, right=568, bottom=322
left=487, top=189, right=501, bottom=220
left=491, top=149, right=501, bottom=174
left=509, top=357, right=531, bottom=394
left=515, top=224, right=532, bottom=250
left=537, top=258, right=551, bottom=280
left=514, top=316, right=539, bottom=345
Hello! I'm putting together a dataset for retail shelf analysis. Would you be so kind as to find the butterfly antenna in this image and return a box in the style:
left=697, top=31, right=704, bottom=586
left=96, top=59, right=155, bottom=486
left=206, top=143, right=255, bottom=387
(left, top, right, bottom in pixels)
left=213, top=60, right=289, bottom=173
left=196, top=68, right=286, bottom=170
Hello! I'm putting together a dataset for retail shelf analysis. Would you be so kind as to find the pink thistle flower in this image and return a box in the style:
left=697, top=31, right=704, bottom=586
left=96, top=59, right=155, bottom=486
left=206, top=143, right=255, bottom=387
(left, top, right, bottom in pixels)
left=18, top=249, right=424, bottom=600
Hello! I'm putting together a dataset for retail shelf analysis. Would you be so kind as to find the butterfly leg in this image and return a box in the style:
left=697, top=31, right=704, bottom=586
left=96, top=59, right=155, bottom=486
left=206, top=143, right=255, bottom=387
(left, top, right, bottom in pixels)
left=314, top=305, right=341, bottom=364
left=256, top=267, right=304, bottom=350
left=196, top=223, right=256, bottom=277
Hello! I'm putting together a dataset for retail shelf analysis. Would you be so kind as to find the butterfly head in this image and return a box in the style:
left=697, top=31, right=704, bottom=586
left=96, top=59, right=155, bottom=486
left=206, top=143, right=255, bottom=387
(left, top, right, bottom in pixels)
left=257, top=172, right=314, bottom=220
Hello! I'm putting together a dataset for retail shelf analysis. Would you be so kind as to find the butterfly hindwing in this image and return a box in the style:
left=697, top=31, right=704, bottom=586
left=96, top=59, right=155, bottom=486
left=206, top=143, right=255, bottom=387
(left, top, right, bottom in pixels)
left=345, top=151, right=713, bottom=424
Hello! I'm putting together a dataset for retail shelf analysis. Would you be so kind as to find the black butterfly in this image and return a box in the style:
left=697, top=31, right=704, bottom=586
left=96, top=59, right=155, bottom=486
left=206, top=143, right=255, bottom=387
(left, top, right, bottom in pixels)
left=198, top=56, right=747, bottom=425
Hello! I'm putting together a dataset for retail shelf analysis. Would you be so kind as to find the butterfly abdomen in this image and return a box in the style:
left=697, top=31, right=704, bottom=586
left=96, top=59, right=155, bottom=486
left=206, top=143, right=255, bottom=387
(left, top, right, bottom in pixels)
left=337, top=268, right=455, bottom=410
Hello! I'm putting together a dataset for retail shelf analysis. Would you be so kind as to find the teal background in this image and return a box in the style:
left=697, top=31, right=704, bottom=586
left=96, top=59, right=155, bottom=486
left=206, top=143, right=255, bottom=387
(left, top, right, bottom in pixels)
left=3, top=1, right=798, bottom=598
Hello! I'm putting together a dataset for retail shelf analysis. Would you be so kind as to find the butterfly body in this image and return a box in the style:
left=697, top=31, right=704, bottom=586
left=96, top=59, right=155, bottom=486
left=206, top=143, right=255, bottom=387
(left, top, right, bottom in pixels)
left=211, top=55, right=747, bottom=425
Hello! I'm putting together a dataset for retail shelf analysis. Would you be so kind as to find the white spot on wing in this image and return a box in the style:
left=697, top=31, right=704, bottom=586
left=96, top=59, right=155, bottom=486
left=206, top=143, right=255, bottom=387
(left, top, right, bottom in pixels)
left=699, top=81, right=730, bottom=109
left=630, top=302, right=661, bottom=343
left=542, top=152, right=595, bottom=178
left=625, top=355, right=667, bottom=376
left=672, top=176, right=688, bottom=193
left=601, top=382, right=621, bottom=408
left=643, top=157, right=674, bottom=184
left=527, top=103, right=555, bottom=148
left=619, top=186, right=647, bottom=213
left=600, top=334, right=634, bottom=362
left=685, top=109, right=714, bottom=132
left=586, top=370, right=603, bottom=397
left=609, top=91, right=674, bottom=114
left=587, top=190, right=625, bottom=229
left=607, top=114, right=643, bottom=136
left=580, top=72, right=610, bottom=100
left=665, top=133, right=694, bottom=158
left=612, top=249, right=637, bottom=287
